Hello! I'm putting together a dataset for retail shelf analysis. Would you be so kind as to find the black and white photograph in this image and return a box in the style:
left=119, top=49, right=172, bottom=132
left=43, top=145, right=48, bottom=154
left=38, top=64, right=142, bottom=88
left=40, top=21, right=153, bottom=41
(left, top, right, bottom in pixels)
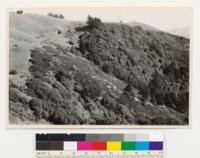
left=8, top=7, right=191, bottom=126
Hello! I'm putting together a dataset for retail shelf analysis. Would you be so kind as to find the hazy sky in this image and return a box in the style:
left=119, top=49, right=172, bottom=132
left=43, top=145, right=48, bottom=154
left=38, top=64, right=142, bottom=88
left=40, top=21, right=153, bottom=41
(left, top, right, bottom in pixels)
left=10, top=7, right=192, bottom=30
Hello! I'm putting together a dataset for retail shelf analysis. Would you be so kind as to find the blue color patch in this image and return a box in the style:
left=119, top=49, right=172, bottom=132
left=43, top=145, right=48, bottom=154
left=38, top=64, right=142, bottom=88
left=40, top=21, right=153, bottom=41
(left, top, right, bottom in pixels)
left=135, top=142, right=149, bottom=150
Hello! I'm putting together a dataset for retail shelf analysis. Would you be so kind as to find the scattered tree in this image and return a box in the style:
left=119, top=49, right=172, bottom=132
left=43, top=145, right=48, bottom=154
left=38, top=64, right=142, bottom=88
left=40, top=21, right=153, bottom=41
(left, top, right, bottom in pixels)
left=58, top=30, right=61, bottom=34
left=59, top=14, right=64, bottom=19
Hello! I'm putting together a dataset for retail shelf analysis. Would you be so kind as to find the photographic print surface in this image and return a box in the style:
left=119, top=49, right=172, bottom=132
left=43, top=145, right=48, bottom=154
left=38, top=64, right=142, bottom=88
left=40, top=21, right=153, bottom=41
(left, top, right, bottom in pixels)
left=9, top=7, right=191, bottom=126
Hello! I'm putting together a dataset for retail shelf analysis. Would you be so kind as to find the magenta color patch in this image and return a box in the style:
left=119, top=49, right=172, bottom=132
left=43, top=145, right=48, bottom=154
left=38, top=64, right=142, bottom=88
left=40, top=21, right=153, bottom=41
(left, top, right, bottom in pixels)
left=77, top=141, right=93, bottom=150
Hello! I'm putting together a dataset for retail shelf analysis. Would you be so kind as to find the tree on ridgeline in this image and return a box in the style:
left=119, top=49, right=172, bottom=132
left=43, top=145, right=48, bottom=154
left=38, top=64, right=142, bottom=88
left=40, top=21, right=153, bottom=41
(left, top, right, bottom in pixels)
left=47, top=12, right=65, bottom=19
left=86, top=15, right=102, bottom=29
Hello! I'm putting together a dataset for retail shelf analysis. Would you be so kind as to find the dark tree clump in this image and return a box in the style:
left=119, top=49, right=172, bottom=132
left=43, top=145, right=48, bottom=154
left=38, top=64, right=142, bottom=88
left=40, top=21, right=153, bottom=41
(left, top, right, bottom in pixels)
left=86, top=15, right=102, bottom=29
left=16, top=10, right=23, bottom=14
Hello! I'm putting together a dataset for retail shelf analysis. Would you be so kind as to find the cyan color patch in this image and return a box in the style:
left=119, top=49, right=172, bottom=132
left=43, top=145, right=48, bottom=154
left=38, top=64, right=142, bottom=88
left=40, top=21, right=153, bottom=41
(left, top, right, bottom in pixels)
left=135, top=142, right=149, bottom=150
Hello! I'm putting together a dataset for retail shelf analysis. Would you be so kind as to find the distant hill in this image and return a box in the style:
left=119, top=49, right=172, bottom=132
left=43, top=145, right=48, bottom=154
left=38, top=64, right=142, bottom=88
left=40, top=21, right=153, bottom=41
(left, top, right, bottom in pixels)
left=127, top=21, right=160, bottom=31
left=166, top=26, right=190, bottom=39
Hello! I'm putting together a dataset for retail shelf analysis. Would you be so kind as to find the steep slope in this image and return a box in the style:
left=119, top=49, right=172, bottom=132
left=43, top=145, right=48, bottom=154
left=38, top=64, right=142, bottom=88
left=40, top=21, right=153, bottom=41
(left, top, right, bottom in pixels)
left=10, top=42, right=187, bottom=125
left=9, top=15, right=189, bottom=125
left=78, top=17, right=189, bottom=117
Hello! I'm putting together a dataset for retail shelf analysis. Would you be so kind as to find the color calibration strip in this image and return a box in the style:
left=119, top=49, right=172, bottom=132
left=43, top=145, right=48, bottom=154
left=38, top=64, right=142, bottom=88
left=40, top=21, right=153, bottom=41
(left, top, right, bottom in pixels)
left=35, top=134, right=164, bottom=158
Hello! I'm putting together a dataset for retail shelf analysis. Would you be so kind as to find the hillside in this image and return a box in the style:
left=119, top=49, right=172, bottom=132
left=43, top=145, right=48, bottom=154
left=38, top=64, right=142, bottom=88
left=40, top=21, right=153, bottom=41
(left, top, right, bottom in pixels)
left=9, top=13, right=82, bottom=73
left=9, top=14, right=189, bottom=125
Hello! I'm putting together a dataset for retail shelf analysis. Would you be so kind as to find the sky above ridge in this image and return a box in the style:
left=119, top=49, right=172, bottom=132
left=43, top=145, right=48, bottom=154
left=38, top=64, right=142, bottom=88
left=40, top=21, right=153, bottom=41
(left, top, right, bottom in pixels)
left=9, top=7, right=192, bottom=30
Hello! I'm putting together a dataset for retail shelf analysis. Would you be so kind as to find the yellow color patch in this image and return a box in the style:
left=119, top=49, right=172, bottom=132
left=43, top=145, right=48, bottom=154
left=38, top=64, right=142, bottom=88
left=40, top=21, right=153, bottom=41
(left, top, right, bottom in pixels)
left=107, top=142, right=121, bottom=150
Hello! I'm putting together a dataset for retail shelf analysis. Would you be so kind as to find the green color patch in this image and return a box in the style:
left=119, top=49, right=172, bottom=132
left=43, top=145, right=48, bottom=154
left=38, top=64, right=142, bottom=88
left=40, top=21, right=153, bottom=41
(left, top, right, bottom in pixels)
left=121, top=142, right=135, bottom=150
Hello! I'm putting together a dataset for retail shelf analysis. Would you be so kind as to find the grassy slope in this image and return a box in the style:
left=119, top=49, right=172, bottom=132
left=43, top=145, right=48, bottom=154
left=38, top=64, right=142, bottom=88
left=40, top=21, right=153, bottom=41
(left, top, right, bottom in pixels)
left=9, top=14, right=81, bottom=74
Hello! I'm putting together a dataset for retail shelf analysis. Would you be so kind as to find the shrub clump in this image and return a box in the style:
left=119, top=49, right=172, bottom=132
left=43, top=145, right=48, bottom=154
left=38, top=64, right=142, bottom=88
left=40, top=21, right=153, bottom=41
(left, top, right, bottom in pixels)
left=9, top=69, right=17, bottom=75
